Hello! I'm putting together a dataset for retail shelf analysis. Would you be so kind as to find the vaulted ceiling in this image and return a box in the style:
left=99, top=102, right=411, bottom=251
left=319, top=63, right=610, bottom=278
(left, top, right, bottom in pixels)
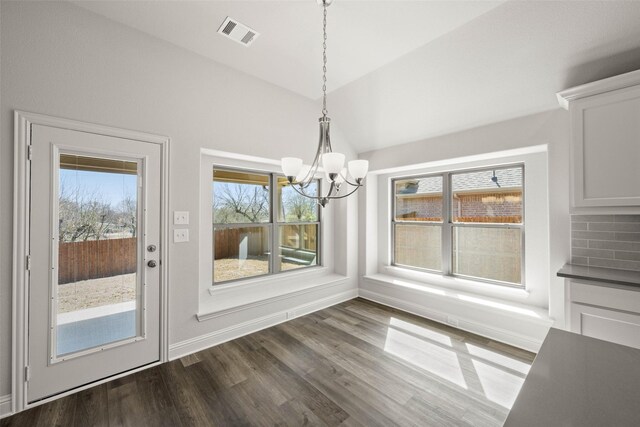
left=72, top=0, right=504, bottom=99
left=73, top=1, right=640, bottom=153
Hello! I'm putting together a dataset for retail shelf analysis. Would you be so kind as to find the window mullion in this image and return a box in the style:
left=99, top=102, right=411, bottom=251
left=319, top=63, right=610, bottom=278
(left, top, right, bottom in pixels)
left=271, top=173, right=279, bottom=275
left=442, top=172, right=452, bottom=276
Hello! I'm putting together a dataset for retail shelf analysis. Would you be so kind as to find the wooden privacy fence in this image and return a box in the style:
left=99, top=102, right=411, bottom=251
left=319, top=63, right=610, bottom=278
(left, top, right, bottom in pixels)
left=214, top=225, right=317, bottom=260
left=58, top=237, right=137, bottom=284
left=214, top=228, right=268, bottom=260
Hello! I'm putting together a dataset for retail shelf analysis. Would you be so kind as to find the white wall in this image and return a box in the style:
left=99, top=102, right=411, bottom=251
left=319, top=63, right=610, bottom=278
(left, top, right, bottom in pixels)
left=0, top=1, right=358, bottom=399
left=357, top=110, right=571, bottom=349
left=328, top=0, right=640, bottom=153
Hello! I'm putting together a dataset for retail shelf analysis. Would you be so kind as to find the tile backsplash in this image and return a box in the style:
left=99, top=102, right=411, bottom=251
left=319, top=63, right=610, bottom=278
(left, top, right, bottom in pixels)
left=571, top=215, right=640, bottom=271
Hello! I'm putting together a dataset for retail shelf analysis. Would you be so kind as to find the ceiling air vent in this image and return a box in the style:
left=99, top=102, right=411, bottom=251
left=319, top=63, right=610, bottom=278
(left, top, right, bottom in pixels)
left=217, top=17, right=259, bottom=47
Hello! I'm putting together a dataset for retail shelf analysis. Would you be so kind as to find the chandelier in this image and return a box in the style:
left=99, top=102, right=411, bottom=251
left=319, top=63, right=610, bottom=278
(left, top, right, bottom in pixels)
left=281, top=0, right=368, bottom=207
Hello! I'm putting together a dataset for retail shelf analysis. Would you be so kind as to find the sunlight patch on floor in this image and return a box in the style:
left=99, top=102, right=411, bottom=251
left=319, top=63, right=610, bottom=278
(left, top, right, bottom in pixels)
left=384, top=316, right=531, bottom=409
left=472, top=359, right=526, bottom=408
left=384, top=326, right=468, bottom=389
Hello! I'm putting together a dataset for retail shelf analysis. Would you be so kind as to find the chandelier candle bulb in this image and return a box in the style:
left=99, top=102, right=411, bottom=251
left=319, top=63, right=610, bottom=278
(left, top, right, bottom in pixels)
left=322, top=152, right=345, bottom=177
left=281, top=157, right=303, bottom=178
left=348, top=159, right=369, bottom=180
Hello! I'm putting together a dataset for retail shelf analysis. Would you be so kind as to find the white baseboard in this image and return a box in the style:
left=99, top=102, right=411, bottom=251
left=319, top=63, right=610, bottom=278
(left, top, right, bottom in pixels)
left=0, top=394, right=12, bottom=419
left=169, top=288, right=358, bottom=360
left=359, top=287, right=549, bottom=352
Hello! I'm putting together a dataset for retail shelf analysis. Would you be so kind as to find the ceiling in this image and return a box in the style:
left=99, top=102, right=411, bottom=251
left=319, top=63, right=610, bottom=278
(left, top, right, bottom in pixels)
left=327, top=0, right=640, bottom=152
left=72, top=1, right=640, bottom=153
left=72, top=0, right=504, bottom=100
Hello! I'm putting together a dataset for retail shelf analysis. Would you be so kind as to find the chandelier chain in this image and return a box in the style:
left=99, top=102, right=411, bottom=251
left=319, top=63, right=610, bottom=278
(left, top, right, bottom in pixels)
left=322, top=1, right=328, bottom=116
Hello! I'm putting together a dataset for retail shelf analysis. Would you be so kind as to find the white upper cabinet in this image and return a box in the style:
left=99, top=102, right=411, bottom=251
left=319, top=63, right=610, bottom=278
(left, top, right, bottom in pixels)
left=558, top=70, right=640, bottom=208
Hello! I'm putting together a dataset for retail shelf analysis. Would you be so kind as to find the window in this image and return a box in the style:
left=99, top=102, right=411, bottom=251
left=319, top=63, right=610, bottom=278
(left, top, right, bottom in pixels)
left=392, top=165, right=524, bottom=287
left=212, top=168, right=320, bottom=284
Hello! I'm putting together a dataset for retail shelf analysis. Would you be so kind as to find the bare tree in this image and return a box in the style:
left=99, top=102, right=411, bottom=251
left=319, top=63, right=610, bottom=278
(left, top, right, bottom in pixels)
left=282, top=186, right=317, bottom=222
left=117, top=196, right=137, bottom=237
left=59, top=179, right=116, bottom=242
left=213, top=183, right=269, bottom=223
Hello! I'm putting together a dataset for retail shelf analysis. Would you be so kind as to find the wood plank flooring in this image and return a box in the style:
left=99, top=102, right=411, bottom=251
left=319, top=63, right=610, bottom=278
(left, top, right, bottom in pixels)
left=1, top=298, right=535, bottom=427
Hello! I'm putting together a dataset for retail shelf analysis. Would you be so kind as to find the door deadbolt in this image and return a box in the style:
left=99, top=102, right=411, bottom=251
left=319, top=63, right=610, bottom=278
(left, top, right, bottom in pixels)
left=147, top=244, right=157, bottom=252
left=147, top=260, right=157, bottom=268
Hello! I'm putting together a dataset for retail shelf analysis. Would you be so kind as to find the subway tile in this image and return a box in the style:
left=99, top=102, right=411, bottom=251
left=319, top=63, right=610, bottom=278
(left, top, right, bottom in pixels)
left=573, top=247, right=614, bottom=259
left=571, top=222, right=588, bottom=231
left=614, top=232, right=640, bottom=242
left=571, top=256, right=588, bottom=266
left=588, top=222, right=616, bottom=232
left=615, top=215, right=640, bottom=223
left=571, top=214, right=615, bottom=222
left=614, top=222, right=640, bottom=232
left=588, top=257, right=640, bottom=271
left=615, top=251, right=640, bottom=261
left=571, top=230, right=615, bottom=240
left=589, top=240, right=640, bottom=251
left=572, top=239, right=588, bottom=248
left=590, top=222, right=640, bottom=232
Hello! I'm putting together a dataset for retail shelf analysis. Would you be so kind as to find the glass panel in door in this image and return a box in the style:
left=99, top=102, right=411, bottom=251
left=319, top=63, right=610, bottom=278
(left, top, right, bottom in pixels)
left=55, top=154, right=141, bottom=357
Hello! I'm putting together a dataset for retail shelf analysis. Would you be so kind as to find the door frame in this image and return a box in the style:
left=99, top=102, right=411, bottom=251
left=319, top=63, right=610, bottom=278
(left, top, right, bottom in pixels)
left=11, top=111, right=170, bottom=414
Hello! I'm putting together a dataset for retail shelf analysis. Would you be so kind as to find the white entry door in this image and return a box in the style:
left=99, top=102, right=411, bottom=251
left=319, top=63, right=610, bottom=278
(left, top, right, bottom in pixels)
left=27, top=124, right=162, bottom=403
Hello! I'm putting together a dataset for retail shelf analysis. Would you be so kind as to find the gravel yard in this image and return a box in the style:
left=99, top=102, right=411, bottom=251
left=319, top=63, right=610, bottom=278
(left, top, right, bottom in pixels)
left=214, top=257, right=309, bottom=282
left=58, top=273, right=136, bottom=313
left=58, top=258, right=312, bottom=313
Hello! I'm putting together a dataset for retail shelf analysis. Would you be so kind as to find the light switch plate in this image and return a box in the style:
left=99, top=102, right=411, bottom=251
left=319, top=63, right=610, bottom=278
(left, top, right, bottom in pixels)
left=174, top=229, right=189, bottom=243
left=174, top=211, right=189, bottom=225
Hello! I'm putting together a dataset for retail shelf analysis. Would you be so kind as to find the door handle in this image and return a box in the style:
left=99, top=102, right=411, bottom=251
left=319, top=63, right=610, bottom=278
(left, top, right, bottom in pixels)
left=147, top=260, right=157, bottom=268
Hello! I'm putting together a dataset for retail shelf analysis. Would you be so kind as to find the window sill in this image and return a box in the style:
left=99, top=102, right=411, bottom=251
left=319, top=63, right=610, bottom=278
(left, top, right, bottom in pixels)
left=365, top=272, right=552, bottom=324
left=208, top=265, right=328, bottom=296
left=384, top=265, right=530, bottom=298
left=198, top=266, right=349, bottom=321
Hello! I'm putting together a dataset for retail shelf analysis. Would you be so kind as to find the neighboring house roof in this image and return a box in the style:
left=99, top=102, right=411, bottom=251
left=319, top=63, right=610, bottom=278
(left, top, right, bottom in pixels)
left=397, top=167, right=522, bottom=195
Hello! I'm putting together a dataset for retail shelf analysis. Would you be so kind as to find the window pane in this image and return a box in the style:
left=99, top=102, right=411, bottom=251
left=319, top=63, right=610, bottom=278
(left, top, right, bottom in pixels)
left=214, top=226, right=270, bottom=283
left=452, top=167, right=523, bottom=223
left=279, top=224, right=318, bottom=271
left=57, top=154, right=139, bottom=356
left=452, top=227, right=522, bottom=285
left=213, top=169, right=270, bottom=224
left=395, top=176, right=443, bottom=222
left=394, top=224, right=442, bottom=271
left=278, top=177, right=319, bottom=222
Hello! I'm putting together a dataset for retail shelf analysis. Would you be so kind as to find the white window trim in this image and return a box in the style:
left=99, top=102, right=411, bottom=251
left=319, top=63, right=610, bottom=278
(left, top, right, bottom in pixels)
left=211, top=167, right=322, bottom=285
left=391, top=164, right=525, bottom=288
left=199, top=149, right=334, bottom=313
left=369, top=149, right=550, bottom=309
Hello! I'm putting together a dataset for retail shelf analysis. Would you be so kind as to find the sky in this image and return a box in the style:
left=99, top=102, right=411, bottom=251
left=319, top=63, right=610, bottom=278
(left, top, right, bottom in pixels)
left=60, top=169, right=137, bottom=207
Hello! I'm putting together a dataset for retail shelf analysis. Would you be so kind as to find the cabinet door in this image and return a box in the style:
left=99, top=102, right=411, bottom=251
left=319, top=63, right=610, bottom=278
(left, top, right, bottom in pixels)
left=571, top=85, right=640, bottom=207
left=570, top=303, right=640, bottom=349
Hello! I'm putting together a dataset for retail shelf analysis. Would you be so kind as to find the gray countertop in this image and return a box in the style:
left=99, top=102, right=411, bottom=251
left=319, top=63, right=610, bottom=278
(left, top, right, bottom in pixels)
left=505, top=328, right=640, bottom=426
left=557, top=263, right=640, bottom=288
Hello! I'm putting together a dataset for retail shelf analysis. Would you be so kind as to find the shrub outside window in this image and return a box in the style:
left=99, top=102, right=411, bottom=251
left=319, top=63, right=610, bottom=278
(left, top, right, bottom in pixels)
left=392, top=165, right=524, bottom=287
left=212, top=168, right=320, bottom=284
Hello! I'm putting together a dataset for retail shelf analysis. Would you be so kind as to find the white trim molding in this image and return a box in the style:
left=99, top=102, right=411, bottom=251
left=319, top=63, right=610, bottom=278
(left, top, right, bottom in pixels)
left=0, top=395, right=12, bottom=419
left=200, top=271, right=342, bottom=320
left=171, top=285, right=357, bottom=360
left=11, top=111, right=171, bottom=415
left=556, top=69, right=640, bottom=110
left=360, top=274, right=553, bottom=352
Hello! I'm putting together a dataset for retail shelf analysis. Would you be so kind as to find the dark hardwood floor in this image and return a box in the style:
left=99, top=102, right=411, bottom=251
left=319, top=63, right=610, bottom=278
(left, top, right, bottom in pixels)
left=1, top=298, right=535, bottom=427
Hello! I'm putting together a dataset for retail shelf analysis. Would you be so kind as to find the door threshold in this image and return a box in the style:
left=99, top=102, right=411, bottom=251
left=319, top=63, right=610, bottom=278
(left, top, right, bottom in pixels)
left=25, top=360, right=161, bottom=410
